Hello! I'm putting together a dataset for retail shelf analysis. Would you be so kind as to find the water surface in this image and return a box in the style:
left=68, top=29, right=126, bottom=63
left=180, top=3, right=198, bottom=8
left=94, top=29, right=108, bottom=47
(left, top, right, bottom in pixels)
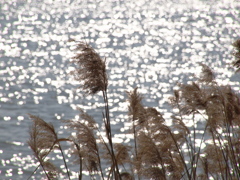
left=0, top=0, right=240, bottom=179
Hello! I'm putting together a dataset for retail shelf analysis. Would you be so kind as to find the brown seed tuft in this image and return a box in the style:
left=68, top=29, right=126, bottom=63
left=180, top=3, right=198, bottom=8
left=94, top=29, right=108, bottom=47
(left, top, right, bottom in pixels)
left=70, top=41, right=108, bottom=95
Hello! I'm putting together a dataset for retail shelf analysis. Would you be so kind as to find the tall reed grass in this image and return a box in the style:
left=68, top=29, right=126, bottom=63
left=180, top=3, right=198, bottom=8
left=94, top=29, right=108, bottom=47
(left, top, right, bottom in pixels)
left=27, top=39, right=240, bottom=179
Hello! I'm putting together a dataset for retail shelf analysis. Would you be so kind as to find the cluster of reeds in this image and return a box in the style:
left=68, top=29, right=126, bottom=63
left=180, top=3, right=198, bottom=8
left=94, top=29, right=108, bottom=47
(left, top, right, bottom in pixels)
left=27, top=39, right=240, bottom=179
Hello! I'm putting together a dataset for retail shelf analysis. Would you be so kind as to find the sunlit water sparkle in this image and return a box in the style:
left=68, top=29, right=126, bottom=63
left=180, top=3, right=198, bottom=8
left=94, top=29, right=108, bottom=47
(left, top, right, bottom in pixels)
left=1, top=0, right=240, bottom=179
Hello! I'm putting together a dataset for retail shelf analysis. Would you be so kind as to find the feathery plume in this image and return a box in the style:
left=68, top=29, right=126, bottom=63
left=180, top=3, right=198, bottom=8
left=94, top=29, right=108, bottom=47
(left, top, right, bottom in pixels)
left=171, top=116, right=190, bottom=136
left=232, top=39, right=240, bottom=72
left=203, top=144, right=226, bottom=175
left=114, top=143, right=131, bottom=165
left=127, top=87, right=146, bottom=125
left=180, top=82, right=206, bottom=112
left=70, top=41, right=108, bottom=95
left=141, top=167, right=165, bottom=180
left=120, top=172, right=134, bottom=180
left=198, top=63, right=215, bottom=83
left=136, top=132, right=166, bottom=179
left=64, top=109, right=103, bottom=177
left=28, top=114, right=59, bottom=179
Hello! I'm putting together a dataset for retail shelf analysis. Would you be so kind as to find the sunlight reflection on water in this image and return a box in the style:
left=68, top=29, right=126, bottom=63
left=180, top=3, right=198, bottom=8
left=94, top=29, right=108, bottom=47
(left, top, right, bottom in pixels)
left=0, top=0, right=240, bottom=178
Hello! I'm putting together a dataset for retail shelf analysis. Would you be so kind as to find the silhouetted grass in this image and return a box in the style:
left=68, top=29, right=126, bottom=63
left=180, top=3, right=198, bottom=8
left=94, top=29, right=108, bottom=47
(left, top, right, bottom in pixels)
left=27, top=39, right=240, bottom=180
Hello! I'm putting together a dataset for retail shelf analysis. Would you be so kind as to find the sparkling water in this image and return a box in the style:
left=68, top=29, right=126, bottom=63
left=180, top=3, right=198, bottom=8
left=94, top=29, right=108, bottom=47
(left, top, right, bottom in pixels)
left=0, top=0, right=240, bottom=179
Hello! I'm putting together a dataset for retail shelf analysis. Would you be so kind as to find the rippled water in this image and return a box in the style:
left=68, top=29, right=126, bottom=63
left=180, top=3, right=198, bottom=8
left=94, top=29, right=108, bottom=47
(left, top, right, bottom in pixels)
left=1, top=0, right=240, bottom=179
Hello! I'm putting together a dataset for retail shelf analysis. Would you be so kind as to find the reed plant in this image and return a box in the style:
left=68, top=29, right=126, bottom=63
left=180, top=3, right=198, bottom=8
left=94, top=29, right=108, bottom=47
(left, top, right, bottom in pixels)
left=27, top=39, right=240, bottom=179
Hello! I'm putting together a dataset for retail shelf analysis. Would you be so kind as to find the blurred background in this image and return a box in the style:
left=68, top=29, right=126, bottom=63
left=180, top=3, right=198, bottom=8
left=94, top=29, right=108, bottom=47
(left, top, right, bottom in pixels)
left=0, top=0, right=240, bottom=179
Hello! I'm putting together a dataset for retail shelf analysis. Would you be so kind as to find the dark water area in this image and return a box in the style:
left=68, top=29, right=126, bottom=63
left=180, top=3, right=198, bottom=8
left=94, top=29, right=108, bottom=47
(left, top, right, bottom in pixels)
left=0, top=0, right=240, bottom=179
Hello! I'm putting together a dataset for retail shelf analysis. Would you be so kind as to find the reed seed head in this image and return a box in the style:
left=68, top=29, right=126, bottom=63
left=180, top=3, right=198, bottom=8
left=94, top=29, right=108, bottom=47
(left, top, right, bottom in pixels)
left=127, top=87, right=146, bottom=125
left=198, top=63, right=215, bottom=83
left=27, top=114, right=59, bottom=178
left=70, top=41, right=108, bottom=95
left=64, top=109, right=100, bottom=173
left=232, top=39, right=240, bottom=72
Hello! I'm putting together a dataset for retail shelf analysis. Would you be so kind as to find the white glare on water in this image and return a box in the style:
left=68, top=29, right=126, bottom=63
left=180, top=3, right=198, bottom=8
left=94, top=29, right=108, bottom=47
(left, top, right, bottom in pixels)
left=0, top=0, right=240, bottom=178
